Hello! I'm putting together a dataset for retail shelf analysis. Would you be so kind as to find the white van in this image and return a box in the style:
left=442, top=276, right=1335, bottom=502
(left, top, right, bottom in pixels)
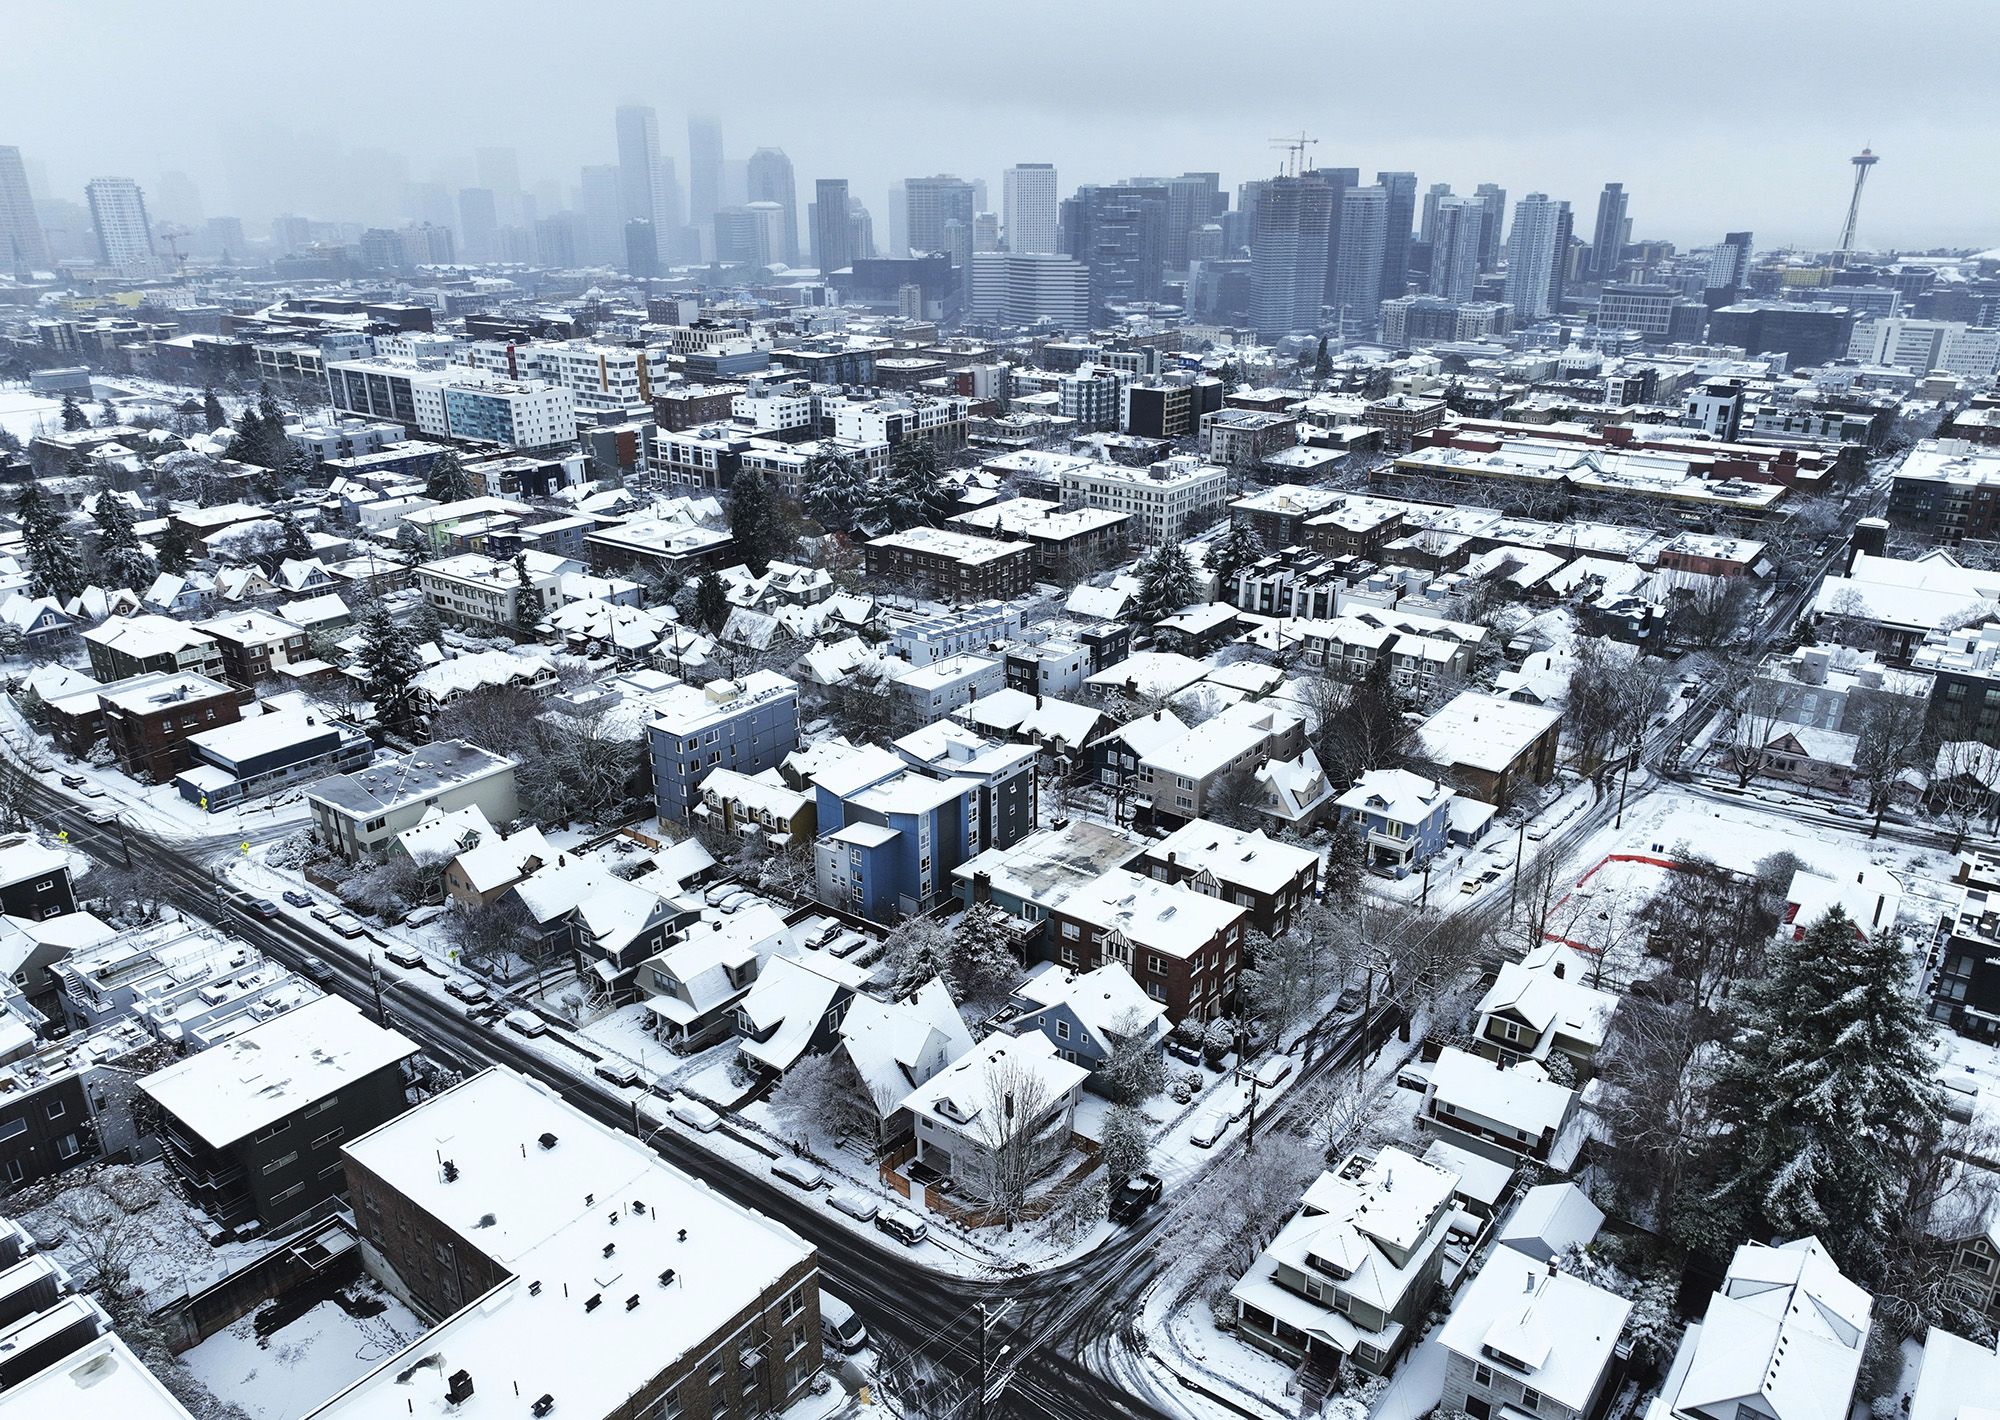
left=820, top=1292, right=869, bottom=1353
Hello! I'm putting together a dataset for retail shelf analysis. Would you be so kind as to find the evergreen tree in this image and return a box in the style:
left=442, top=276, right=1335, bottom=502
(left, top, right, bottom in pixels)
left=1311, top=335, right=1332, bottom=392
left=97, top=400, right=121, bottom=428
left=1688, top=909, right=1943, bottom=1284
left=692, top=570, right=729, bottom=633
left=803, top=449, right=866, bottom=534
left=355, top=603, right=426, bottom=736
left=408, top=598, right=445, bottom=651
left=1101, top=1105, right=1152, bottom=1191
left=424, top=449, right=475, bottom=503
left=1205, top=519, right=1265, bottom=596
left=511, top=554, right=546, bottom=635
left=276, top=511, right=314, bottom=563
left=728, top=467, right=787, bottom=575
left=201, top=387, right=227, bottom=432
left=60, top=393, right=87, bottom=431
left=223, top=405, right=266, bottom=465
left=893, top=437, right=955, bottom=527
left=1127, top=543, right=1200, bottom=626
left=393, top=524, right=433, bottom=568
left=91, top=489, right=155, bottom=590
left=16, top=484, right=86, bottom=603
left=154, top=519, right=196, bottom=577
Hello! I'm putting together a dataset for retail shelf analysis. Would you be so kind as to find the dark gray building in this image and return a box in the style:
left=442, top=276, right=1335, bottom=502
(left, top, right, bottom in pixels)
left=1061, top=183, right=1169, bottom=315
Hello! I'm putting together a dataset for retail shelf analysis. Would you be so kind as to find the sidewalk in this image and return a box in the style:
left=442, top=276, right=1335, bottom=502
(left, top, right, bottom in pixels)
left=1372, top=1334, right=1446, bottom=1420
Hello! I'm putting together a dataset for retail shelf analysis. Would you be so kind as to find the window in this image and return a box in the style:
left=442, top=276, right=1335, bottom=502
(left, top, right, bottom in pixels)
left=1056, top=1020, right=1070, bottom=1041
left=54, top=1133, right=81, bottom=1161
left=1474, top=1364, right=1493, bottom=1388
left=253, top=1118, right=287, bottom=1140
left=44, top=1099, right=64, bottom=1121
left=271, top=1181, right=305, bottom=1205
left=313, top=1127, right=344, bottom=1151
left=0, top=1118, right=24, bottom=1142
left=262, top=1151, right=299, bottom=1176
left=1061, top=922, right=1080, bottom=940
left=1521, top=1389, right=1542, bottom=1412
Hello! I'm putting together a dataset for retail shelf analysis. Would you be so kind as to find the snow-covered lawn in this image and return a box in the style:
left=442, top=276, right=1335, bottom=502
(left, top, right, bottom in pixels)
left=180, top=1277, right=425, bottom=1420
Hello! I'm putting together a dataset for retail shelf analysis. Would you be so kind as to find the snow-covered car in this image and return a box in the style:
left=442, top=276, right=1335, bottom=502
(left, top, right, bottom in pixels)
left=282, top=889, right=314, bottom=908
left=771, top=1157, right=825, bottom=1191
left=667, top=1096, right=721, bottom=1133
left=1189, top=1111, right=1229, bottom=1148
left=827, top=1190, right=879, bottom=1222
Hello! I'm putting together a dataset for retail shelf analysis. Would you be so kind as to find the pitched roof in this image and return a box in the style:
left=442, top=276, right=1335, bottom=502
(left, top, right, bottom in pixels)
left=838, top=979, right=973, bottom=1118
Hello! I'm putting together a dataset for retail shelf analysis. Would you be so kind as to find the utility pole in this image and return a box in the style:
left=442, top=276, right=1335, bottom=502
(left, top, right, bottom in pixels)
left=976, top=1302, right=989, bottom=1420
left=368, top=952, right=386, bottom=1027
left=1615, top=744, right=1635, bottom=829
left=1508, top=819, right=1526, bottom=919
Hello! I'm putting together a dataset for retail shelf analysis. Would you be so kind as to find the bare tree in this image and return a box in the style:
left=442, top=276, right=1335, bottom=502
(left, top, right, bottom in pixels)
left=765, top=1048, right=878, bottom=1148
left=1848, top=694, right=1928, bottom=836
left=1592, top=997, right=1721, bottom=1232
left=1929, top=739, right=1998, bottom=851
left=965, top=1053, right=1060, bottom=1228
left=1727, top=675, right=1789, bottom=787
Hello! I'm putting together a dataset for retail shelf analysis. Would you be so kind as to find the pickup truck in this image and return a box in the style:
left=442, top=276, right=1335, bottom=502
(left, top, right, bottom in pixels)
left=1109, top=1172, right=1163, bottom=1224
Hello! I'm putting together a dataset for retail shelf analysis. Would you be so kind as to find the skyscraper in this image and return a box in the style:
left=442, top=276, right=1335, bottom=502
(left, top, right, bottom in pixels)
left=847, top=197, right=875, bottom=263
left=1589, top=183, right=1628, bottom=280
left=1427, top=197, right=1484, bottom=302
left=904, top=175, right=976, bottom=255
left=688, top=115, right=724, bottom=240
left=625, top=218, right=659, bottom=278
left=577, top=165, right=623, bottom=266
left=615, top=105, right=661, bottom=225
left=1472, top=182, right=1508, bottom=271
left=1330, top=185, right=1388, bottom=331
left=886, top=182, right=908, bottom=257
left=1418, top=182, right=1453, bottom=246
left=1503, top=193, right=1569, bottom=321
left=813, top=178, right=853, bottom=274
left=1707, top=231, right=1754, bottom=293
left=1003, top=163, right=1059, bottom=254
left=1164, top=172, right=1221, bottom=270
left=745, top=148, right=798, bottom=265
left=476, top=147, right=522, bottom=226
left=1060, top=183, right=1169, bottom=315
left=85, top=177, right=154, bottom=270
left=458, top=187, right=499, bottom=262
left=0, top=146, right=49, bottom=273
left=1306, top=166, right=1358, bottom=305
left=1249, top=173, right=1335, bottom=340
left=1376, top=171, right=1417, bottom=303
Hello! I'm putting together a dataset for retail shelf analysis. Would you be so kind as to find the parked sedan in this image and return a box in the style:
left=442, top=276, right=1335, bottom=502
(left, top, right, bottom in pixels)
left=282, top=889, right=314, bottom=909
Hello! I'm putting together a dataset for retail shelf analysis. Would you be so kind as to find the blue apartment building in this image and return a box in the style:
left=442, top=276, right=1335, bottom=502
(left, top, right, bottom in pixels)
left=812, top=751, right=985, bottom=924
left=647, top=672, right=801, bottom=823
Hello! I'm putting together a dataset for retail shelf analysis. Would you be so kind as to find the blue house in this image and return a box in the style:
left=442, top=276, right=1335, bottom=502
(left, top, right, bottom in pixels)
left=1333, top=768, right=1462, bottom=878
left=646, top=672, right=801, bottom=824
left=812, top=750, right=985, bottom=924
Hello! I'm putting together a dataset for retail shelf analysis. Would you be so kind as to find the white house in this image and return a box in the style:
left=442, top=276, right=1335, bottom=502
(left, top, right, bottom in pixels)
left=838, top=979, right=975, bottom=1145
left=1648, top=1237, right=1871, bottom=1420
left=1440, top=1243, right=1632, bottom=1420
left=1420, top=1046, right=1582, bottom=1168
left=898, top=1030, right=1087, bottom=1200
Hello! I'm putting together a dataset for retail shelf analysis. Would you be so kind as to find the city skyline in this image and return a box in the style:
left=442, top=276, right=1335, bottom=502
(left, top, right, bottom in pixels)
left=3, top=0, right=1996, bottom=252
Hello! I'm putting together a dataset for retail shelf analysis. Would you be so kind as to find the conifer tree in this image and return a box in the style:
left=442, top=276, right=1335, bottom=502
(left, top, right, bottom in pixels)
left=91, top=489, right=155, bottom=590
left=355, top=602, right=425, bottom=736
left=1127, top=543, right=1200, bottom=626
left=728, top=467, right=787, bottom=575
left=60, top=393, right=87, bottom=431
left=16, top=484, right=86, bottom=603
left=424, top=449, right=475, bottom=503
left=201, top=387, right=227, bottom=432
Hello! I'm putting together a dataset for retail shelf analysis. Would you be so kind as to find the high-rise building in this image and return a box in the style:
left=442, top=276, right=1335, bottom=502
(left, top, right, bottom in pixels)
left=458, top=187, right=499, bottom=261
left=476, top=147, right=522, bottom=226
left=905, top=175, right=976, bottom=255
left=973, top=212, right=1001, bottom=253
left=1472, top=182, right=1508, bottom=271
left=1306, top=166, right=1358, bottom=304
left=0, top=146, right=49, bottom=273
left=886, top=182, right=908, bottom=256
left=688, top=114, right=724, bottom=239
left=577, top=164, right=622, bottom=266
left=745, top=148, right=798, bottom=264
left=1503, top=193, right=1569, bottom=321
left=969, top=251, right=1091, bottom=326
left=1376, top=171, right=1417, bottom=303
left=1589, top=183, right=1628, bottom=280
left=714, top=204, right=784, bottom=267
left=1427, top=196, right=1484, bottom=302
left=624, top=218, right=659, bottom=278
left=1707, top=230, right=1754, bottom=293
left=1004, top=163, right=1059, bottom=254
left=813, top=178, right=853, bottom=274
left=84, top=177, right=155, bottom=271
left=847, top=196, right=875, bottom=263
left=1164, top=172, right=1221, bottom=270
left=943, top=217, right=973, bottom=301
left=1248, top=173, right=1335, bottom=340
left=615, top=104, right=661, bottom=225
left=1418, top=182, right=1453, bottom=246
left=1060, top=183, right=1169, bottom=315
left=1331, top=185, right=1388, bottom=330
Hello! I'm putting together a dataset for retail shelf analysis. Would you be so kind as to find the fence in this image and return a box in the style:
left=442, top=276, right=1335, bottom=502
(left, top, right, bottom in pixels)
left=152, top=1210, right=363, bottom=1352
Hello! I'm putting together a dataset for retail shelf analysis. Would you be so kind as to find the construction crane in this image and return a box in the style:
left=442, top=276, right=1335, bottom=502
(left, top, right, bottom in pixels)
left=1270, top=132, right=1319, bottom=179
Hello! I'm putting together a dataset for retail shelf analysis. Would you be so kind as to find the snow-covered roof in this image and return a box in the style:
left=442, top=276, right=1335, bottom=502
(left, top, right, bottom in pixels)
left=1416, top=691, right=1562, bottom=775
left=1011, top=961, right=1164, bottom=1052
left=1057, top=867, right=1245, bottom=958
left=1145, top=818, right=1318, bottom=896
left=317, top=1068, right=814, bottom=1420
left=1496, top=1182, right=1606, bottom=1262
left=1663, top=1237, right=1871, bottom=1420
left=140, top=996, right=416, bottom=1148
left=1427, top=1046, right=1575, bottom=1135
left=0, top=1332, right=199, bottom=1420
left=953, top=686, right=1105, bottom=749
left=80, top=612, right=215, bottom=658
left=838, top=978, right=973, bottom=1119
left=952, top=819, right=1146, bottom=910
left=1476, top=963, right=1620, bottom=1056
left=1420, top=1138, right=1514, bottom=1208
left=1085, top=651, right=1209, bottom=700
left=1439, top=1244, right=1632, bottom=1412
left=1909, top=1325, right=2000, bottom=1420
left=1336, top=767, right=1453, bottom=824
left=898, top=1031, right=1088, bottom=1147
left=735, top=953, right=869, bottom=1075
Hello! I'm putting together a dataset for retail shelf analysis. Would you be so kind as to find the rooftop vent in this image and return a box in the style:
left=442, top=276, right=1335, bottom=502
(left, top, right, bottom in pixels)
left=531, top=1396, right=554, bottom=1418
left=625, top=1294, right=640, bottom=1311
left=659, top=1268, right=676, bottom=1287
left=584, top=1293, right=601, bottom=1313
left=538, top=1132, right=558, bottom=1150
left=442, top=1160, right=459, bottom=1182
left=528, top=1279, right=541, bottom=1296
left=602, top=1242, right=616, bottom=1258
left=445, top=1369, right=474, bottom=1406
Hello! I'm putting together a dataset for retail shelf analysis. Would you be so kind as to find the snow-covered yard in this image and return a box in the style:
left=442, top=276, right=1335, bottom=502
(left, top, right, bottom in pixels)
left=180, top=1277, right=425, bottom=1420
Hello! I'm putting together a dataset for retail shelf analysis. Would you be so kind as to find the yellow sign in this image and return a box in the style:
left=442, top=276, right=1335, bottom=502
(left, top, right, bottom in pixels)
left=857, top=1385, right=873, bottom=1407
left=57, top=830, right=68, bottom=841
left=240, top=842, right=250, bottom=854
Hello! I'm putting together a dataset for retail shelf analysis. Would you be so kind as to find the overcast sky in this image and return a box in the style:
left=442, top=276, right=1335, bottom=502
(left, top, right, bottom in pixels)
left=10, top=0, right=1997, bottom=253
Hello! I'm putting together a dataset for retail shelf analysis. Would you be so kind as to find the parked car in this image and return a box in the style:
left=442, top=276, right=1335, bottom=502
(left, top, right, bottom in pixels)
left=827, top=1190, right=879, bottom=1223
left=1190, top=1111, right=1229, bottom=1148
left=820, top=1292, right=869, bottom=1353
left=382, top=946, right=425, bottom=971
left=84, top=808, right=116, bottom=826
left=1251, top=1056, right=1294, bottom=1090
left=1109, top=1172, right=1163, bottom=1224
left=59, top=772, right=85, bottom=790
left=79, top=783, right=106, bottom=800
left=771, top=1157, right=825, bottom=1192
left=503, top=1009, right=548, bottom=1038
left=444, top=979, right=489, bottom=1005
left=322, top=913, right=366, bottom=939
left=667, top=1096, right=721, bottom=1133
left=874, top=1207, right=928, bottom=1246
left=282, top=889, right=314, bottom=909
left=402, top=905, right=446, bottom=929
left=592, top=1060, right=640, bottom=1088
